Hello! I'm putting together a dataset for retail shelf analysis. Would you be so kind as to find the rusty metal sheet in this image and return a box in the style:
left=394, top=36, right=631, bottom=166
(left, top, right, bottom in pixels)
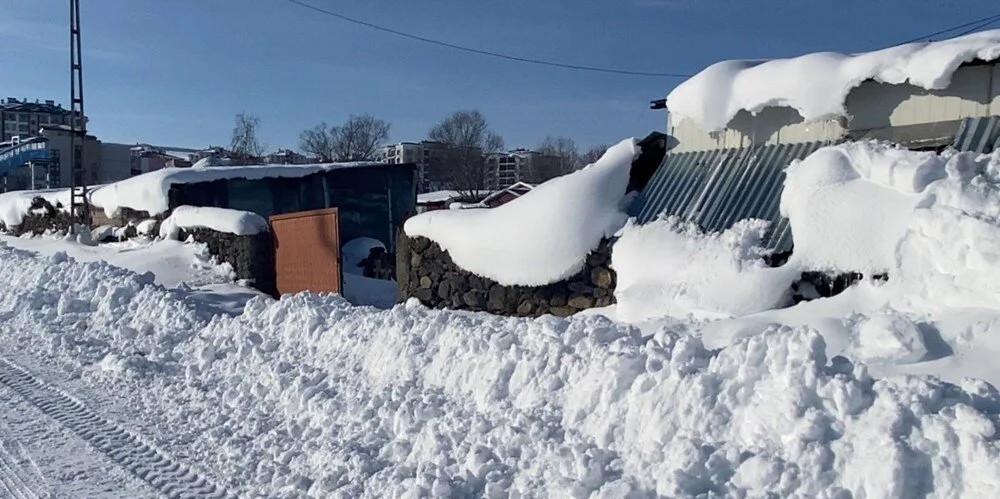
left=270, top=207, right=341, bottom=295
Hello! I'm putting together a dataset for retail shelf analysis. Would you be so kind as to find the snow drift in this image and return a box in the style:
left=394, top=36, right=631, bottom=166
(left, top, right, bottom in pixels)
left=613, top=217, right=796, bottom=321
left=404, top=138, right=639, bottom=286
left=2, top=242, right=1000, bottom=497
left=667, top=29, right=1000, bottom=132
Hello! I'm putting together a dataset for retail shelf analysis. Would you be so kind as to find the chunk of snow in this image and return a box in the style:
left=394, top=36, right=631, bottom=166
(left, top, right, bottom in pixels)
left=404, top=138, right=639, bottom=286
left=854, top=312, right=928, bottom=364
left=667, top=29, right=1000, bottom=132
left=90, top=162, right=378, bottom=218
left=159, top=206, right=268, bottom=238
left=135, top=219, right=158, bottom=236
left=613, top=217, right=796, bottom=321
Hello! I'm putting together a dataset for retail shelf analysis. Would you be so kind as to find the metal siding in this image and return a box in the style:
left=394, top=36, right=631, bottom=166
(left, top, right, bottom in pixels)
left=632, top=141, right=830, bottom=251
left=953, top=116, right=1000, bottom=154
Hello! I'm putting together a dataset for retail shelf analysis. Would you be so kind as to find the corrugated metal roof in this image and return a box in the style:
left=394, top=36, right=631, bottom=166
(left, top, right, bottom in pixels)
left=629, top=141, right=829, bottom=252
left=953, top=116, right=1000, bottom=154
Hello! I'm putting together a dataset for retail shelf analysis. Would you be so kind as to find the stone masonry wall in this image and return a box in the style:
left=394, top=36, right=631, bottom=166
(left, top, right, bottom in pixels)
left=179, top=228, right=276, bottom=296
left=397, top=233, right=616, bottom=317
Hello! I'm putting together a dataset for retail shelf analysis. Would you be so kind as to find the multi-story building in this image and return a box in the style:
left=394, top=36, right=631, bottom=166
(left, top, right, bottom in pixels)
left=377, top=141, right=450, bottom=192
left=485, top=149, right=560, bottom=189
left=0, top=98, right=86, bottom=143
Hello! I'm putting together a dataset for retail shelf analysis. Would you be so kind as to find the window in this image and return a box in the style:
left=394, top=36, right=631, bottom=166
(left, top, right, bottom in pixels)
left=18, top=124, right=28, bottom=132
left=18, top=114, right=28, bottom=122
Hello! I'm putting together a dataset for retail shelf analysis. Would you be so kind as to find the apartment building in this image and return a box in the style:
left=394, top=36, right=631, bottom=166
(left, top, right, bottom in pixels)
left=0, top=98, right=86, bottom=143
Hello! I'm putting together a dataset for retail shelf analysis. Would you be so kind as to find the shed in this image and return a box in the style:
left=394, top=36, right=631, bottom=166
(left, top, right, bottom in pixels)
left=634, top=31, right=1000, bottom=252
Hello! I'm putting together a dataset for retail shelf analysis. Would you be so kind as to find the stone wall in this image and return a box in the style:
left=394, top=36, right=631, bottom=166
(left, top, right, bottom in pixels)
left=397, top=233, right=616, bottom=317
left=0, top=197, right=78, bottom=237
left=179, top=228, right=276, bottom=296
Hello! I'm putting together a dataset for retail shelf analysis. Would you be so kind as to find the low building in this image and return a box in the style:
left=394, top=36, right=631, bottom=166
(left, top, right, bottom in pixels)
left=635, top=32, right=1000, bottom=252
left=480, top=181, right=534, bottom=208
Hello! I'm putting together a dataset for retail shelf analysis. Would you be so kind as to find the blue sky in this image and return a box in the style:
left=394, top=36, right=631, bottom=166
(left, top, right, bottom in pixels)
left=2, top=0, right=997, bottom=151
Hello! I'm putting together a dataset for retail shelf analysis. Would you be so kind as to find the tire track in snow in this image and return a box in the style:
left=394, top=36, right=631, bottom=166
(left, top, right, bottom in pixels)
left=0, top=437, right=48, bottom=499
left=0, top=357, right=230, bottom=499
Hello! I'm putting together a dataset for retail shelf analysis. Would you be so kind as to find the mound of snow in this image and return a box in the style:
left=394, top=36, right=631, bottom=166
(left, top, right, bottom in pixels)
left=667, top=29, right=1000, bottom=131
left=613, top=217, right=796, bottom=321
left=853, top=311, right=928, bottom=364
left=2, top=244, right=1000, bottom=497
left=159, top=206, right=268, bottom=238
left=780, top=142, right=946, bottom=273
left=404, top=138, right=639, bottom=286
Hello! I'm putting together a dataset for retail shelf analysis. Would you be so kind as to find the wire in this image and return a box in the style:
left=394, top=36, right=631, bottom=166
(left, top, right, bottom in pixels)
left=279, top=0, right=694, bottom=78
left=951, top=16, right=1000, bottom=39
left=896, top=13, right=1000, bottom=45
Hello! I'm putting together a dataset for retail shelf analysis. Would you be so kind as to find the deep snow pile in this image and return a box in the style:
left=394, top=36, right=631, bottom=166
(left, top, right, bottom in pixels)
left=613, top=217, right=796, bottom=322
left=667, top=29, right=1000, bottom=131
left=404, top=138, right=638, bottom=286
left=2, top=243, right=1000, bottom=498
left=158, top=206, right=268, bottom=238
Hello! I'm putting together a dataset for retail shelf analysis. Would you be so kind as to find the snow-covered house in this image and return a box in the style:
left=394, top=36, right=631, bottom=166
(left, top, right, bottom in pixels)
left=636, top=30, right=1000, bottom=251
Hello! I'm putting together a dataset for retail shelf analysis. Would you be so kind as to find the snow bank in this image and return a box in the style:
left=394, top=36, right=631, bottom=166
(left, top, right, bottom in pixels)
left=780, top=142, right=1000, bottom=304
left=780, top=141, right=945, bottom=272
left=613, top=217, right=796, bottom=321
left=667, top=29, right=1000, bottom=132
left=2, top=244, right=1000, bottom=497
left=159, top=206, right=268, bottom=238
left=90, top=162, right=377, bottom=218
left=0, top=188, right=72, bottom=227
left=404, top=138, right=639, bottom=286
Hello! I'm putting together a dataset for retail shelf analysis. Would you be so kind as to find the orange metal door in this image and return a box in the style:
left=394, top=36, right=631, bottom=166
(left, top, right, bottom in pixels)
left=270, top=208, right=341, bottom=295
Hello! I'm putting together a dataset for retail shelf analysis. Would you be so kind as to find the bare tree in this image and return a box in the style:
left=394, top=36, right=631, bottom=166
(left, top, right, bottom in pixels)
left=299, top=122, right=337, bottom=162
left=229, top=113, right=265, bottom=165
left=331, top=114, right=391, bottom=161
left=538, top=136, right=581, bottom=175
left=580, top=144, right=610, bottom=167
left=427, top=110, right=504, bottom=196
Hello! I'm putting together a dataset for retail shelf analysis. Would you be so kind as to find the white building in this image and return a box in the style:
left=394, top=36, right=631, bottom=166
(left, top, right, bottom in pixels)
left=377, top=141, right=450, bottom=192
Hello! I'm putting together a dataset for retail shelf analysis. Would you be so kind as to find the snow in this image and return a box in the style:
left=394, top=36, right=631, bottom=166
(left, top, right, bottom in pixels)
left=158, top=205, right=268, bottom=238
left=2, top=244, right=1000, bottom=496
left=89, top=161, right=378, bottom=218
left=667, top=29, right=1000, bottom=132
left=405, top=138, right=639, bottom=286
left=417, top=190, right=466, bottom=203
left=0, top=188, right=71, bottom=227
left=613, top=217, right=797, bottom=322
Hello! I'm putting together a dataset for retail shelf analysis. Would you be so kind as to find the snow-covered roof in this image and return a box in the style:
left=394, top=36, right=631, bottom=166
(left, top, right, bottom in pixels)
left=404, top=139, right=638, bottom=286
left=91, top=162, right=382, bottom=218
left=667, top=29, right=1000, bottom=132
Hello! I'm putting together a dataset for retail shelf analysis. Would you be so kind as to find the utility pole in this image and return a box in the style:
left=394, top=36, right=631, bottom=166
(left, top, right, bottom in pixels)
left=69, top=0, right=90, bottom=230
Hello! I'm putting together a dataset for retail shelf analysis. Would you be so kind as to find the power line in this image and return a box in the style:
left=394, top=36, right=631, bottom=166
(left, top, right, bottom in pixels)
left=896, top=13, right=1000, bottom=45
left=279, top=0, right=694, bottom=78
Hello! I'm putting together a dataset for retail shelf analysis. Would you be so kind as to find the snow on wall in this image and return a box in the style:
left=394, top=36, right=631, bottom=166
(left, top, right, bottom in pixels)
left=90, top=162, right=378, bottom=218
left=159, top=206, right=268, bottom=238
left=0, top=188, right=72, bottom=228
left=404, top=138, right=639, bottom=286
left=613, top=217, right=797, bottom=321
left=667, top=29, right=1000, bottom=133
